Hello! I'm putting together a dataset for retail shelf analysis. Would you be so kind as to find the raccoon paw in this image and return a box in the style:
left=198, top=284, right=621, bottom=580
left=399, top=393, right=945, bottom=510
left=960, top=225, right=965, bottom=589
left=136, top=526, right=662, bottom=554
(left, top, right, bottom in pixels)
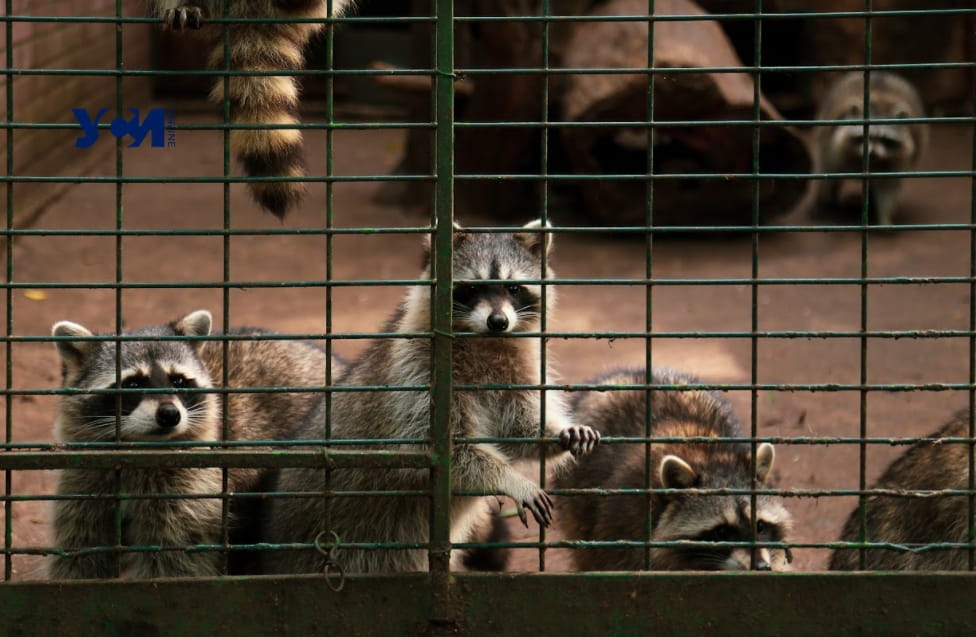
left=559, top=425, right=600, bottom=457
left=163, top=6, right=203, bottom=30
left=515, top=487, right=553, bottom=529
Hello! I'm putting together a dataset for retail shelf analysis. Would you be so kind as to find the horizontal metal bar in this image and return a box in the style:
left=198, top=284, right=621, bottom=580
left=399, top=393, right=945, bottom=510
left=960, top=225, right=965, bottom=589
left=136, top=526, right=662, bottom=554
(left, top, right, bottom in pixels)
left=5, top=224, right=976, bottom=238
left=3, top=489, right=431, bottom=502
left=7, top=538, right=975, bottom=557
left=0, top=122, right=438, bottom=131
left=0, top=450, right=430, bottom=471
left=0, top=15, right=434, bottom=25
left=6, top=276, right=976, bottom=292
left=452, top=9, right=976, bottom=21
left=2, top=434, right=973, bottom=452
left=4, top=61, right=975, bottom=77
left=2, top=381, right=973, bottom=398
left=0, top=171, right=969, bottom=184
left=18, top=327, right=976, bottom=346
left=0, top=115, right=963, bottom=130
left=4, top=9, right=976, bottom=25
left=0, top=574, right=974, bottom=635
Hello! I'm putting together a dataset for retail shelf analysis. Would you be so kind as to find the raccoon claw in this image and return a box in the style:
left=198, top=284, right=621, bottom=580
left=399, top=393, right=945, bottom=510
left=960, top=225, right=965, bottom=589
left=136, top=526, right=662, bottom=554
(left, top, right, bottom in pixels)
left=560, top=425, right=601, bottom=457
left=163, top=7, right=203, bottom=30
left=516, top=490, right=554, bottom=528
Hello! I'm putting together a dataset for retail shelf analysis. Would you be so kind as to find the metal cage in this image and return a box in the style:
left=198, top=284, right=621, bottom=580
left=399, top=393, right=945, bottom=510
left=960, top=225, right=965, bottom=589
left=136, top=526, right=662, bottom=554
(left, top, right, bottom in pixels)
left=1, top=1, right=976, bottom=634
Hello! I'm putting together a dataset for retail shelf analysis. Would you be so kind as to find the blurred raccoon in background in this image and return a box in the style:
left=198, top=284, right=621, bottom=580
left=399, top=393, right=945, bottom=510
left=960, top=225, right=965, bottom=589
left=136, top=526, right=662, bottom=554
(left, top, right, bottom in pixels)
left=830, top=410, right=976, bottom=571
left=555, top=368, right=794, bottom=572
left=813, top=71, right=928, bottom=226
left=152, top=1, right=356, bottom=218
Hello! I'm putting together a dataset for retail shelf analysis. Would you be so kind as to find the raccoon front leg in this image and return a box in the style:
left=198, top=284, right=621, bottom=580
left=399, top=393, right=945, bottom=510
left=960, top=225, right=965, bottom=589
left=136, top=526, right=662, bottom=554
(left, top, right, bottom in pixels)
left=125, top=493, right=224, bottom=577
left=816, top=177, right=841, bottom=215
left=453, top=444, right=553, bottom=527
left=49, top=499, right=117, bottom=579
left=870, top=178, right=903, bottom=226
left=502, top=394, right=600, bottom=461
left=154, top=1, right=205, bottom=30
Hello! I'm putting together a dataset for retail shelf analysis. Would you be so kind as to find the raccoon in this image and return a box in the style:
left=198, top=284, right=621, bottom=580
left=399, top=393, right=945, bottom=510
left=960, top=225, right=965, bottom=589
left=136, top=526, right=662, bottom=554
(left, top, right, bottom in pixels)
left=813, top=71, right=928, bottom=225
left=49, top=309, right=337, bottom=579
left=830, top=410, right=976, bottom=571
left=459, top=502, right=512, bottom=572
left=261, top=219, right=600, bottom=574
left=555, top=368, right=793, bottom=571
left=152, top=1, right=355, bottom=217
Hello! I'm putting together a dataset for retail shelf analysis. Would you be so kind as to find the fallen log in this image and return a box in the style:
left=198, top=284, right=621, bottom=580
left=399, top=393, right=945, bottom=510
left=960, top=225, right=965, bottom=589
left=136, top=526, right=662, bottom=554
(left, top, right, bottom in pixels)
left=561, top=0, right=812, bottom=226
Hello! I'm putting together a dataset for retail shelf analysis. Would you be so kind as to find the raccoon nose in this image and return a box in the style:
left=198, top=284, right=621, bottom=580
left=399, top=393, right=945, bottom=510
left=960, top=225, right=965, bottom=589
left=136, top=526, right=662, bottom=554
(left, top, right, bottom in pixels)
left=754, top=559, right=772, bottom=571
left=156, top=403, right=182, bottom=428
left=487, top=312, right=509, bottom=332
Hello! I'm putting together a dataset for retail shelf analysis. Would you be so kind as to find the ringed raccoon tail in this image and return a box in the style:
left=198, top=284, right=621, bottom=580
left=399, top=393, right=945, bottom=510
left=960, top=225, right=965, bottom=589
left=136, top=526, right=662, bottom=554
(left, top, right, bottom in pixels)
left=210, top=23, right=310, bottom=218
left=156, top=1, right=356, bottom=218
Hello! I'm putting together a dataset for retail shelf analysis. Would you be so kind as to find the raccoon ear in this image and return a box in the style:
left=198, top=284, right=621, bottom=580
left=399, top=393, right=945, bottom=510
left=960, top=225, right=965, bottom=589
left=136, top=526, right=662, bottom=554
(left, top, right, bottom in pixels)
left=515, top=219, right=552, bottom=259
left=421, top=223, right=470, bottom=270
left=51, top=321, right=96, bottom=373
left=755, top=443, right=775, bottom=483
left=659, top=454, right=698, bottom=490
left=172, top=310, right=212, bottom=351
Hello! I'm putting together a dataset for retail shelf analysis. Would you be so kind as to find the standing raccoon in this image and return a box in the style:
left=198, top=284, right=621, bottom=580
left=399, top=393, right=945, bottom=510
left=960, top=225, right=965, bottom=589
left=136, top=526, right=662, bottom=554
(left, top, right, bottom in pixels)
left=152, top=1, right=355, bottom=217
left=813, top=71, right=928, bottom=225
left=555, top=368, right=793, bottom=571
left=830, top=410, right=975, bottom=571
left=262, top=220, right=600, bottom=574
left=49, top=309, right=337, bottom=579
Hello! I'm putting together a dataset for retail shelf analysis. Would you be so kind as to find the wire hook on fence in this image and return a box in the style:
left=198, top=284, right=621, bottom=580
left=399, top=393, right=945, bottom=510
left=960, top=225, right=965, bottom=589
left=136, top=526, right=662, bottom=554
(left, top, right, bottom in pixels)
left=314, top=530, right=346, bottom=592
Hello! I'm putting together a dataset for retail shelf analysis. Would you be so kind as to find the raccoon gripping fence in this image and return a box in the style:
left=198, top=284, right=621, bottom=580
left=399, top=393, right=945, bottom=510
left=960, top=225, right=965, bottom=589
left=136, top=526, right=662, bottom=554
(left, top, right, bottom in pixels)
left=2, top=1, right=976, bottom=635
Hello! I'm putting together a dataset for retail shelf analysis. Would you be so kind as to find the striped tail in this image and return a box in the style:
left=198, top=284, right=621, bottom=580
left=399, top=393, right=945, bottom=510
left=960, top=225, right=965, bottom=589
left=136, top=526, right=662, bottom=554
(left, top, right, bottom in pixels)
left=208, top=21, right=319, bottom=219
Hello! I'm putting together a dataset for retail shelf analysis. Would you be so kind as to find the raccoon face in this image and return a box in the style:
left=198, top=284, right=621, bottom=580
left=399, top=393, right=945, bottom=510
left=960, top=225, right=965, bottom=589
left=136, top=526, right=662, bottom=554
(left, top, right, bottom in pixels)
left=653, top=443, right=794, bottom=571
left=834, top=104, right=915, bottom=164
left=452, top=282, right=539, bottom=333
left=668, top=500, right=792, bottom=571
left=440, top=219, right=552, bottom=334
left=83, top=363, right=208, bottom=441
left=52, top=310, right=217, bottom=442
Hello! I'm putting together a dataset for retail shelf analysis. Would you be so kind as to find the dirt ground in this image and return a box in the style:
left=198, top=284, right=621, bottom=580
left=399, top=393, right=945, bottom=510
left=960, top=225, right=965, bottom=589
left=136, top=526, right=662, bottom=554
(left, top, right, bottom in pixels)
left=2, top=103, right=974, bottom=579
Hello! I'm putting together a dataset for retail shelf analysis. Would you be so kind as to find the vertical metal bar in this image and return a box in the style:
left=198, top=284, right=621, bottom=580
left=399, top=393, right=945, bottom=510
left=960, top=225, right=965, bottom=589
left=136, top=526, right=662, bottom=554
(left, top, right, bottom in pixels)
left=219, top=0, right=232, bottom=575
left=537, top=0, right=550, bottom=574
left=322, top=0, right=337, bottom=565
left=219, top=0, right=231, bottom=573
left=857, top=0, right=873, bottom=571
left=3, top=0, right=12, bottom=583
left=643, top=0, right=656, bottom=572
left=429, top=0, right=455, bottom=624
left=969, top=16, right=976, bottom=572
left=748, top=0, right=763, bottom=570
left=113, top=0, right=125, bottom=578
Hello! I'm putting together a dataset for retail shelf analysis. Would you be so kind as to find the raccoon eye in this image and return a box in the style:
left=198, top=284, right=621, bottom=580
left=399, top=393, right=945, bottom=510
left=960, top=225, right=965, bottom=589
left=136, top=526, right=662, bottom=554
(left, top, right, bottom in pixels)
left=169, top=374, right=188, bottom=388
left=453, top=285, right=479, bottom=306
left=121, top=377, right=145, bottom=390
left=700, top=524, right=737, bottom=543
left=506, top=284, right=525, bottom=295
left=756, top=520, right=767, bottom=534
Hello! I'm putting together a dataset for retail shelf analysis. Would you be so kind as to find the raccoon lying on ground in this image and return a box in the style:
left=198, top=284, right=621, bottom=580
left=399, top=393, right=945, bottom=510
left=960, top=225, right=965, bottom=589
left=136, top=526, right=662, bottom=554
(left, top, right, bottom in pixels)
left=555, top=368, right=793, bottom=571
left=152, top=1, right=356, bottom=217
left=830, top=410, right=976, bottom=571
left=813, top=71, right=928, bottom=225
left=261, top=220, right=600, bottom=574
left=49, top=309, right=337, bottom=578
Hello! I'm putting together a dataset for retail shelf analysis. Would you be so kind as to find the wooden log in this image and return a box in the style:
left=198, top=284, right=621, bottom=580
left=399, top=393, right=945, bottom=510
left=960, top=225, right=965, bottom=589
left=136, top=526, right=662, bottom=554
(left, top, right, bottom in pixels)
left=560, top=0, right=812, bottom=227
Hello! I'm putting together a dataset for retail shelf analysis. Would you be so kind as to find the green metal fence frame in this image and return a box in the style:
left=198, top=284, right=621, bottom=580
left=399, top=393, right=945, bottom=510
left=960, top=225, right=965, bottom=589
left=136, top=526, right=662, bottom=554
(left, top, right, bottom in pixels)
left=1, top=1, right=976, bottom=634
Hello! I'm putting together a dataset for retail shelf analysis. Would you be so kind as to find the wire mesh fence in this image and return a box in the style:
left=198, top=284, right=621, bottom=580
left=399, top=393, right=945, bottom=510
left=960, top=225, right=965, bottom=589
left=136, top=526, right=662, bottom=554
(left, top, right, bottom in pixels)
left=1, top=0, right=976, bottom=633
